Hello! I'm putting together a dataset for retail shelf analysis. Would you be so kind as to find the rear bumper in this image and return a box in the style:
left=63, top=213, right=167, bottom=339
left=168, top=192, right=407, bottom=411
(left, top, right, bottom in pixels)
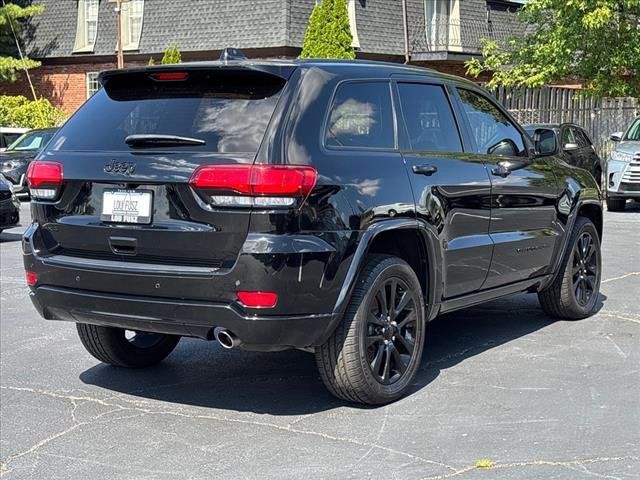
left=30, top=285, right=335, bottom=350
left=23, top=222, right=352, bottom=350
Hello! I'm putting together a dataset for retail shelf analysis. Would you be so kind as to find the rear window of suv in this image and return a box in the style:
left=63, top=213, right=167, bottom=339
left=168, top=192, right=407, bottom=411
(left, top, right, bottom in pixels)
left=51, top=69, right=286, bottom=153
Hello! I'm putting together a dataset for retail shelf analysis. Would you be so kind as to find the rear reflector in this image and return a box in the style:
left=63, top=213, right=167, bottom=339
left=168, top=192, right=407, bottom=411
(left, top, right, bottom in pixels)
left=237, top=291, right=278, bottom=309
left=150, top=72, right=189, bottom=82
left=25, top=271, right=38, bottom=286
left=190, top=164, right=317, bottom=199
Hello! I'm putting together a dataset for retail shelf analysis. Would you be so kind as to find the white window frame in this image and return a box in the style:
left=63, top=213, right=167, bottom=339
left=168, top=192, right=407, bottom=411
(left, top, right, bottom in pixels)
left=86, top=72, right=100, bottom=98
left=424, top=0, right=461, bottom=51
left=121, top=0, right=145, bottom=51
left=73, top=0, right=100, bottom=53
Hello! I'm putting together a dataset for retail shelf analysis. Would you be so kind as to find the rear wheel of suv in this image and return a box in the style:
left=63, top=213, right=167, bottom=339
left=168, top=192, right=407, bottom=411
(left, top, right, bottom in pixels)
left=538, top=217, right=601, bottom=319
left=315, top=255, right=425, bottom=404
left=606, top=197, right=626, bottom=211
left=76, top=324, right=180, bottom=367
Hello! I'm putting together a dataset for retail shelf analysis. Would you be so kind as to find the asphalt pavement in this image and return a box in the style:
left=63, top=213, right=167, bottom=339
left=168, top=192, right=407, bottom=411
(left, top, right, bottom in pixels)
left=1, top=201, right=639, bottom=479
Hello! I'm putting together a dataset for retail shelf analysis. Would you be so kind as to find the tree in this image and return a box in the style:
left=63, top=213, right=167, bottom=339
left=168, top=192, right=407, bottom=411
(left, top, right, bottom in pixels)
left=0, top=2, right=43, bottom=83
left=300, top=0, right=355, bottom=60
left=161, top=45, right=182, bottom=64
left=0, top=95, right=65, bottom=128
left=466, top=0, right=640, bottom=97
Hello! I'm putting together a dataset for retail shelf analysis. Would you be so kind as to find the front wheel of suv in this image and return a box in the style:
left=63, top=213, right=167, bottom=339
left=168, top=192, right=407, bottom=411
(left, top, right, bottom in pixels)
left=76, top=323, right=180, bottom=367
left=315, top=255, right=426, bottom=405
left=538, top=217, right=601, bottom=319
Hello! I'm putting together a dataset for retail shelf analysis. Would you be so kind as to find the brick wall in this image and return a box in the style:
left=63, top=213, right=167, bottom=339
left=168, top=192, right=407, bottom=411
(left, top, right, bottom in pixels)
left=0, top=61, right=145, bottom=115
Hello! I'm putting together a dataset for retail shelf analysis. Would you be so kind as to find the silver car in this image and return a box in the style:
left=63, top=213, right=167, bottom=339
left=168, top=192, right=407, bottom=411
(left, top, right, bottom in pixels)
left=607, top=117, right=640, bottom=211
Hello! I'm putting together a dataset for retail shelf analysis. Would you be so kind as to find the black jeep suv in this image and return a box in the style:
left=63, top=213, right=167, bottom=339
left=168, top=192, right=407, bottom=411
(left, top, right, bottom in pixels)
left=23, top=60, right=603, bottom=404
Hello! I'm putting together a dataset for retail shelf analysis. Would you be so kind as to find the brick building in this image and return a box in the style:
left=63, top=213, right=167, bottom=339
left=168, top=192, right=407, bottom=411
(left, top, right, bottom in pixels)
left=2, top=0, right=523, bottom=115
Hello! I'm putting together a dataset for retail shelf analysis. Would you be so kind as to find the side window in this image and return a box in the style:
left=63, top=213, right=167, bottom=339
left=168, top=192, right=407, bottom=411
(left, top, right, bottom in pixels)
left=397, top=83, right=462, bottom=153
left=574, top=128, right=591, bottom=148
left=561, top=127, right=575, bottom=147
left=326, top=82, right=394, bottom=149
left=457, top=88, right=526, bottom=157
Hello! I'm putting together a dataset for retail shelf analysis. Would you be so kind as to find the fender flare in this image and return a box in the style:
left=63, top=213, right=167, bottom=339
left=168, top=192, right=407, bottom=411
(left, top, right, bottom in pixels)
left=315, top=219, right=443, bottom=345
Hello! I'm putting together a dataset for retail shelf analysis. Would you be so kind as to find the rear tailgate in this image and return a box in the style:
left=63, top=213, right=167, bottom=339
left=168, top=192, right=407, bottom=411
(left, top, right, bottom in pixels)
left=32, top=66, right=292, bottom=271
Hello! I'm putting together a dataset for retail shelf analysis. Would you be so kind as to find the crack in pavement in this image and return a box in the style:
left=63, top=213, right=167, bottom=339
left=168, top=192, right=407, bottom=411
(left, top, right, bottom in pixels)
left=601, top=272, right=640, bottom=284
left=0, top=385, right=457, bottom=475
left=600, top=312, right=640, bottom=325
left=419, top=456, right=636, bottom=480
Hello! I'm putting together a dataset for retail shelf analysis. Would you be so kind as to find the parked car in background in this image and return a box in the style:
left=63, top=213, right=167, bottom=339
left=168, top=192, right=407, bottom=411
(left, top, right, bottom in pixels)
left=607, top=117, right=640, bottom=211
left=23, top=60, right=603, bottom=404
left=0, top=127, right=29, bottom=151
left=524, top=123, right=603, bottom=188
left=0, top=175, right=20, bottom=233
left=0, top=128, right=58, bottom=196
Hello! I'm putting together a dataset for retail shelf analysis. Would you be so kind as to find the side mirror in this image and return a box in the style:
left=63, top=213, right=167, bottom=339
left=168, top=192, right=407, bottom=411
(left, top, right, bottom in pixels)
left=487, top=138, right=519, bottom=157
left=563, top=142, right=579, bottom=152
left=610, top=132, right=623, bottom=142
left=533, top=128, right=558, bottom=156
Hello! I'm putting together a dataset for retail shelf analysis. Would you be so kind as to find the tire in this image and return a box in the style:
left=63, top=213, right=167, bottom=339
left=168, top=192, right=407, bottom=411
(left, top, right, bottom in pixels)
left=606, top=197, right=626, bottom=211
left=538, top=217, right=601, bottom=319
left=76, top=323, right=180, bottom=367
left=315, top=255, right=426, bottom=404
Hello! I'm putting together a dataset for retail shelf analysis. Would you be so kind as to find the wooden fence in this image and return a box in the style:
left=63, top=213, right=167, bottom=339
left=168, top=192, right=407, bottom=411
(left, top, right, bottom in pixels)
left=491, top=86, right=639, bottom=158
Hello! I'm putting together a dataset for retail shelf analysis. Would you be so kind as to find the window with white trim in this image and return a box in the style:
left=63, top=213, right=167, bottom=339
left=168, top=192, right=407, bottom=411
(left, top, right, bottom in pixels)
left=73, top=0, right=100, bottom=53
left=86, top=72, right=100, bottom=98
left=121, top=0, right=145, bottom=51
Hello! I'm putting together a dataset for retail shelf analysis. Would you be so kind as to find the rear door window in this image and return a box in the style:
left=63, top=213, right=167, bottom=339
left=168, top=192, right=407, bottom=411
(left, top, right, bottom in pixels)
left=51, top=70, right=286, bottom=153
left=457, top=88, right=526, bottom=157
left=325, top=81, right=395, bottom=149
left=397, top=83, right=462, bottom=153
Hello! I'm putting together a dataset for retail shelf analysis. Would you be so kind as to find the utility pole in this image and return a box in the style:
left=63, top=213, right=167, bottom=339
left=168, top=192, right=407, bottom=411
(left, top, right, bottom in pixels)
left=109, top=0, right=125, bottom=69
left=401, top=0, right=410, bottom=64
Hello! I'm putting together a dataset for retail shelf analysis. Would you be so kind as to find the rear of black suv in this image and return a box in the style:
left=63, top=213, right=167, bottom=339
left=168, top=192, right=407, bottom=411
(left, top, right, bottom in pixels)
left=23, top=64, right=346, bottom=353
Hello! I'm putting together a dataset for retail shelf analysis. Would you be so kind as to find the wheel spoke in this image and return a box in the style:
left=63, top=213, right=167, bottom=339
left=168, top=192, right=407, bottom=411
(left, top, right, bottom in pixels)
left=367, top=334, right=384, bottom=347
left=370, top=343, right=385, bottom=375
left=391, top=345, right=407, bottom=374
left=382, top=344, right=392, bottom=382
left=396, top=333, right=415, bottom=354
left=388, top=279, right=397, bottom=317
left=394, top=291, right=413, bottom=318
left=397, top=310, right=416, bottom=330
left=376, top=289, right=387, bottom=318
left=368, top=312, right=385, bottom=327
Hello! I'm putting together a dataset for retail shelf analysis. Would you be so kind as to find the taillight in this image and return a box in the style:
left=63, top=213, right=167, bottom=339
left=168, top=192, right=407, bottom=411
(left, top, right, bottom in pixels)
left=25, top=271, right=38, bottom=287
left=27, top=161, right=63, bottom=200
left=189, top=164, right=317, bottom=208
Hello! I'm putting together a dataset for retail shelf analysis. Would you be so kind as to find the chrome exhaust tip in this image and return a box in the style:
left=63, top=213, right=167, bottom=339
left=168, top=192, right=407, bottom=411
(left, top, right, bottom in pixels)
left=215, top=328, right=242, bottom=350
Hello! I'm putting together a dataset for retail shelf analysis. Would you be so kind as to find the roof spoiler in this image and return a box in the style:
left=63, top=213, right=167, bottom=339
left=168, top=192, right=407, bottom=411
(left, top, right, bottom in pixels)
left=99, top=61, right=297, bottom=84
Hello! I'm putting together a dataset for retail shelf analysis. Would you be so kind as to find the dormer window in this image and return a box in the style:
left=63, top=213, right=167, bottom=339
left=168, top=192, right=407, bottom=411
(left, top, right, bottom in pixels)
left=121, top=0, right=145, bottom=51
left=73, top=0, right=99, bottom=53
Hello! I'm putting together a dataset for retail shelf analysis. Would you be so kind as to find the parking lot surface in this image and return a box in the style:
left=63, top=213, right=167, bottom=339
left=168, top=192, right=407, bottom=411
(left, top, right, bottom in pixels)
left=1, top=201, right=639, bottom=479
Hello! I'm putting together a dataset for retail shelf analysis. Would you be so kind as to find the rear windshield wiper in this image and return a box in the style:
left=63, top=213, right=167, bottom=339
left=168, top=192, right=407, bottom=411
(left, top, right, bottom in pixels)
left=125, top=134, right=206, bottom=147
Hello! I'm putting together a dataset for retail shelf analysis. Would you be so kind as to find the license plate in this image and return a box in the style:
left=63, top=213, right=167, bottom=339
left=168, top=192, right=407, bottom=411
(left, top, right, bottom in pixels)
left=101, top=189, right=153, bottom=224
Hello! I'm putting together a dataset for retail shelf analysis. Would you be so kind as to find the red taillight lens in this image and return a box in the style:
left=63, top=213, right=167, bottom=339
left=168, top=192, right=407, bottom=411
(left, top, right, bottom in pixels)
left=237, top=291, right=278, bottom=308
left=150, top=72, right=189, bottom=82
left=189, top=164, right=317, bottom=206
left=25, top=271, right=38, bottom=286
left=26, top=161, right=63, bottom=188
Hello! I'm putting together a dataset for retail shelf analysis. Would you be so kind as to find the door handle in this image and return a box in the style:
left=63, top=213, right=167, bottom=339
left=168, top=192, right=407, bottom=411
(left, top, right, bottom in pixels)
left=412, top=164, right=438, bottom=176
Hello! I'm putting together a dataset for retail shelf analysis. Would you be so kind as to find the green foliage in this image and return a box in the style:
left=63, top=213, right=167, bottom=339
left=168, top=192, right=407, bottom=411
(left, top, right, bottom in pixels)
left=148, top=57, right=156, bottom=65
left=466, top=0, right=640, bottom=97
left=0, top=2, right=43, bottom=83
left=161, top=45, right=182, bottom=65
left=300, top=0, right=355, bottom=60
left=0, top=95, right=65, bottom=128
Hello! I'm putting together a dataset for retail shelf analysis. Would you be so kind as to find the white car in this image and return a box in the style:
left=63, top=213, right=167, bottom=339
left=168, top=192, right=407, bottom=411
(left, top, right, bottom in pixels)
left=607, top=117, right=640, bottom=211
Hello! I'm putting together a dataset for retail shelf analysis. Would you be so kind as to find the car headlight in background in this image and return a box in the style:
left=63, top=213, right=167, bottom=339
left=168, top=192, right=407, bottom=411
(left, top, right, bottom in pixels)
left=1, top=160, right=25, bottom=172
left=610, top=150, right=634, bottom=162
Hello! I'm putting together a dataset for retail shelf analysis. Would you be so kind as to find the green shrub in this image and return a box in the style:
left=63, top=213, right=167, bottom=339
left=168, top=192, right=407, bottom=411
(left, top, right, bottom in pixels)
left=0, top=95, right=65, bottom=128
left=300, top=0, right=355, bottom=59
left=161, top=45, right=182, bottom=64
